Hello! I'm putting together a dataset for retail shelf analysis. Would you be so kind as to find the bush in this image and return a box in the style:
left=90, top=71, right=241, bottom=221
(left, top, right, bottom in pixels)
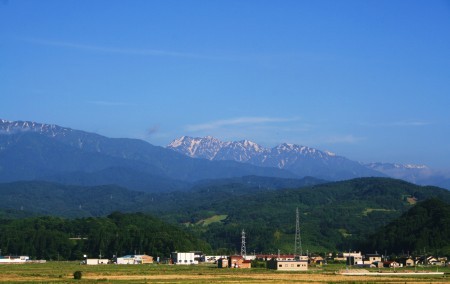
left=251, top=259, right=266, bottom=268
left=73, top=271, right=82, bottom=280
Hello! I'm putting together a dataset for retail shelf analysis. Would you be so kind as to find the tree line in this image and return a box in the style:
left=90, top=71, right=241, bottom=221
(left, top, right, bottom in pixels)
left=0, top=212, right=210, bottom=260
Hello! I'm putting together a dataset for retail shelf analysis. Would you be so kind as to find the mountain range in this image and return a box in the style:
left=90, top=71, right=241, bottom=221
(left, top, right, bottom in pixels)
left=1, top=119, right=449, bottom=190
left=168, top=136, right=450, bottom=189
left=0, top=119, right=294, bottom=192
left=1, top=118, right=450, bottom=255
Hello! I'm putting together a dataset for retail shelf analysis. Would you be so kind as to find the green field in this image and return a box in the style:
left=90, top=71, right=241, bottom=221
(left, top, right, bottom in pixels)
left=196, top=214, right=228, bottom=226
left=0, top=262, right=448, bottom=283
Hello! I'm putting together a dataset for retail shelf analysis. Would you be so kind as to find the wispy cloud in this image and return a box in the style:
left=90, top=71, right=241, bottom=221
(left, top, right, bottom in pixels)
left=19, top=37, right=224, bottom=60
left=390, top=121, right=430, bottom=127
left=186, top=116, right=300, bottom=132
left=88, top=101, right=137, bottom=107
left=360, top=120, right=431, bottom=127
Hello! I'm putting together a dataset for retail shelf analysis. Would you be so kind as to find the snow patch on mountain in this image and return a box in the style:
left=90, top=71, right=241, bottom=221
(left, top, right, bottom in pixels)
left=0, top=119, right=73, bottom=137
left=167, top=136, right=348, bottom=174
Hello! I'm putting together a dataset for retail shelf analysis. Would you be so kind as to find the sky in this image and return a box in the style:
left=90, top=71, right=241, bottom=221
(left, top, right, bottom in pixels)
left=1, top=0, right=450, bottom=170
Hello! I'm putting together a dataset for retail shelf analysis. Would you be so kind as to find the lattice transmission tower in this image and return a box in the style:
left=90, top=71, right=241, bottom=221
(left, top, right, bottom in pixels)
left=294, top=207, right=303, bottom=258
left=240, top=229, right=246, bottom=258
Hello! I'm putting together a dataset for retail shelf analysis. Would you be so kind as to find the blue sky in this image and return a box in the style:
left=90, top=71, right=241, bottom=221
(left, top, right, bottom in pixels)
left=1, top=0, right=449, bottom=170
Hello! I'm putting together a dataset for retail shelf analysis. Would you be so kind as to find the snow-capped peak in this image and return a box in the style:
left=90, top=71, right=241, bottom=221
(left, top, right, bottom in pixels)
left=0, top=119, right=72, bottom=137
left=325, top=151, right=336, bottom=156
left=167, top=136, right=340, bottom=167
left=366, top=162, right=428, bottom=170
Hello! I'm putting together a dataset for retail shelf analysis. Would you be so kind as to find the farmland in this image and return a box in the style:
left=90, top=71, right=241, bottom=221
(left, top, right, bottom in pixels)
left=0, top=262, right=449, bottom=283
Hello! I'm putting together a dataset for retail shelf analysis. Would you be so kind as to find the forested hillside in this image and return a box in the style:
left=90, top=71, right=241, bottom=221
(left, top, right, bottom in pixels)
left=151, top=178, right=450, bottom=254
left=0, top=181, right=150, bottom=217
left=363, top=198, right=450, bottom=256
left=1, top=177, right=449, bottom=256
left=0, top=212, right=210, bottom=260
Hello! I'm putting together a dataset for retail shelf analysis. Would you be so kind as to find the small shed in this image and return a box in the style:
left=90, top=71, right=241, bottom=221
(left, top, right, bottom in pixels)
left=217, top=258, right=228, bottom=268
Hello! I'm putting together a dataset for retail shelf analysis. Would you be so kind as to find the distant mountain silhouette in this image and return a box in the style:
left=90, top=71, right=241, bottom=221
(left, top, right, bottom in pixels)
left=0, top=119, right=296, bottom=192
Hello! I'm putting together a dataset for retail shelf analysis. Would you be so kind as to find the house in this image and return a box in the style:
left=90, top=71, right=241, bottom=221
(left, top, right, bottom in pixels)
left=370, top=261, right=384, bottom=268
left=417, top=255, right=438, bottom=265
left=310, top=256, right=324, bottom=265
left=437, top=257, right=448, bottom=266
left=205, top=255, right=227, bottom=263
left=256, top=254, right=296, bottom=261
left=228, top=255, right=252, bottom=268
left=335, top=251, right=362, bottom=263
left=171, top=252, right=198, bottom=265
left=383, top=261, right=401, bottom=268
left=116, top=255, right=153, bottom=265
left=364, top=253, right=382, bottom=265
left=191, top=251, right=205, bottom=262
left=267, top=258, right=308, bottom=271
left=398, top=257, right=415, bottom=267
left=136, top=255, right=153, bottom=264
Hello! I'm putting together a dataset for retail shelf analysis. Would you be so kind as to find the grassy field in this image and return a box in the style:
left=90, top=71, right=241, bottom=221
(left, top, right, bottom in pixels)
left=196, top=214, right=228, bottom=226
left=0, top=262, right=449, bottom=283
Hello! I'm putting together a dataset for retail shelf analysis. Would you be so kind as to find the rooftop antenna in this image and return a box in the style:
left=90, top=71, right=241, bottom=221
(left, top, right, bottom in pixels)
left=294, top=207, right=303, bottom=258
left=240, top=229, right=246, bottom=258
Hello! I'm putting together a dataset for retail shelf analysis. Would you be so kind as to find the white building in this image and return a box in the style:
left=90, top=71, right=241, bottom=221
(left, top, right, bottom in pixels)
left=116, top=255, right=153, bottom=264
left=335, top=251, right=364, bottom=265
left=0, top=256, right=29, bottom=264
left=205, top=255, right=228, bottom=263
left=171, top=252, right=198, bottom=265
left=267, top=259, right=308, bottom=271
left=85, top=259, right=109, bottom=265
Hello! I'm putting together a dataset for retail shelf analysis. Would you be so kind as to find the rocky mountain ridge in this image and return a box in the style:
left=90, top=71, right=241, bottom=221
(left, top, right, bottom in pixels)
left=168, top=136, right=450, bottom=188
left=168, top=136, right=384, bottom=180
left=0, top=119, right=296, bottom=191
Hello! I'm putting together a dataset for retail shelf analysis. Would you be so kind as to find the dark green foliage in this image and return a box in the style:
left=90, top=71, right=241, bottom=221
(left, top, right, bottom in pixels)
left=0, top=177, right=449, bottom=255
left=73, top=271, right=82, bottom=280
left=0, top=212, right=210, bottom=260
left=152, top=177, right=450, bottom=254
left=0, top=176, right=325, bottom=218
left=251, top=259, right=266, bottom=268
left=363, top=198, right=450, bottom=256
left=0, top=181, right=150, bottom=218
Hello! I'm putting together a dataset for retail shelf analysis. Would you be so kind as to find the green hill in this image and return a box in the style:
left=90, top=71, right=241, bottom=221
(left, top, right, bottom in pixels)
left=0, top=181, right=151, bottom=218
left=151, top=177, right=450, bottom=254
left=0, top=212, right=210, bottom=260
left=1, top=177, right=449, bottom=255
left=363, top=198, right=450, bottom=256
